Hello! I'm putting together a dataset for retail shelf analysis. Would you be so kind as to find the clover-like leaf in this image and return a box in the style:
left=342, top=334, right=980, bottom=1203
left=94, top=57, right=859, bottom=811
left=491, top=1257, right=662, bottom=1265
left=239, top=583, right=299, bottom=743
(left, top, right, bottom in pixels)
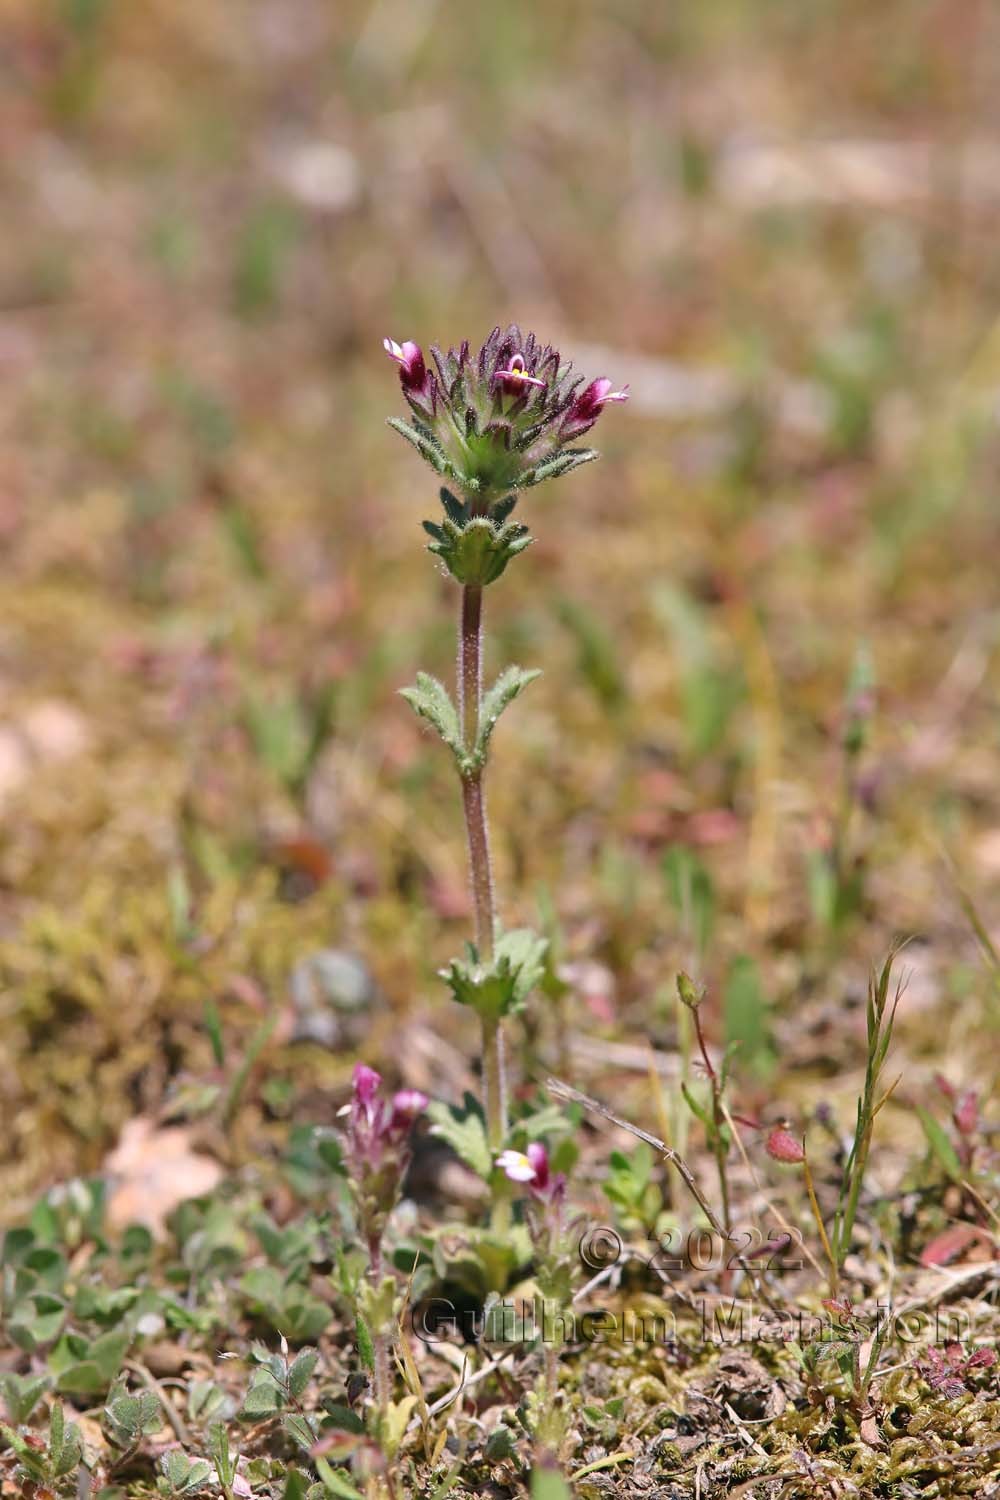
left=0, top=1371, right=49, bottom=1425
left=287, top=1347, right=319, bottom=1401
left=160, top=1450, right=213, bottom=1494
left=239, top=1371, right=284, bottom=1420
left=103, top=1389, right=162, bottom=1449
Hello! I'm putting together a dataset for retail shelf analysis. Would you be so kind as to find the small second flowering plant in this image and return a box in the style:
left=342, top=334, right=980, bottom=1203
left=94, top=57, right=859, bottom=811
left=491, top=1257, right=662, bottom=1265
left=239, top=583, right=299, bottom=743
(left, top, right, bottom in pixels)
left=497, top=1141, right=574, bottom=1449
left=339, top=1064, right=427, bottom=1427
left=386, top=325, right=628, bottom=1154
left=342, top=1063, right=428, bottom=1278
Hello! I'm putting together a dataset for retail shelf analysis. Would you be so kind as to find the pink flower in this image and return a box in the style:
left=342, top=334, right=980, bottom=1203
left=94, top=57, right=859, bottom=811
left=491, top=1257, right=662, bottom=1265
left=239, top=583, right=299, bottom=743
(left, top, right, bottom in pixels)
left=383, top=338, right=427, bottom=390
left=384, top=337, right=437, bottom=416
left=352, top=1064, right=382, bottom=1122
left=496, top=1142, right=564, bottom=1202
left=560, top=377, right=629, bottom=440
left=388, top=1088, right=429, bottom=1137
left=954, top=1090, right=978, bottom=1136
left=497, top=1148, right=537, bottom=1183
left=493, top=352, right=547, bottom=396
left=525, top=1141, right=551, bottom=1189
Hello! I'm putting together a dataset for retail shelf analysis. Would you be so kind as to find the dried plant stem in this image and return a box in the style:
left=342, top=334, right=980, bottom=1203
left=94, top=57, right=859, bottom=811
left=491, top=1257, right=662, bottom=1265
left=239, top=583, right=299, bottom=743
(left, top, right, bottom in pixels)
left=802, top=1148, right=838, bottom=1298
left=546, top=1077, right=727, bottom=1239
left=458, top=583, right=505, bottom=1147
left=546, top=1076, right=785, bottom=1317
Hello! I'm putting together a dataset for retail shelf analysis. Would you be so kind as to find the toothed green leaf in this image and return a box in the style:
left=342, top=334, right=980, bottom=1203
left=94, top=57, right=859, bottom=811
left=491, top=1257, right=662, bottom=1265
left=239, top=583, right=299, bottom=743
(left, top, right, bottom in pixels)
left=477, top=665, right=542, bottom=760
left=439, top=927, right=548, bottom=1022
left=426, top=1094, right=492, bottom=1179
left=399, top=673, right=463, bottom=760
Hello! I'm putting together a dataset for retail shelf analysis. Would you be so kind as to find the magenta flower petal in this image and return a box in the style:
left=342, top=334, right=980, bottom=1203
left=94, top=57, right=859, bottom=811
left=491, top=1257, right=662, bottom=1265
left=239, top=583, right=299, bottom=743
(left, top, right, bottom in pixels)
left=560, top=376, right=629, bottom=440
left=383, top=336, right=430, bottom=393
left=353, top=1063, right=382, bottom=1104
left=388, top=1089, right=429, bottom=1135
left=526, top=1141, right=550, bottom=1189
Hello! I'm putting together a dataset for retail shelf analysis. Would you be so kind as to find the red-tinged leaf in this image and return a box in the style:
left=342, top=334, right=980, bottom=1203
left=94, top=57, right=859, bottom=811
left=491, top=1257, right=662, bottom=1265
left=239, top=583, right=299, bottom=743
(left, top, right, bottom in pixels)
left=954, top=1089, right=978, bottom=1136
left=933, top=1072, right=955, bottom=1102
left=274, top=833, right=335, bottom=888
left=919, top=1222, right=995, bottom=1268
left=311, top=1429, right=365, bottom=1458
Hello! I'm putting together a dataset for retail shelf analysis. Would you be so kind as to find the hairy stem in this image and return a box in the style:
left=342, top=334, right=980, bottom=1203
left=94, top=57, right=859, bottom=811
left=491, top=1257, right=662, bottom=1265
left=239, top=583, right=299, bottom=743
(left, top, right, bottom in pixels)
left=372, top=1333, right=390, bottom=1417
left=367, top=1238, right=391, bottom=1419
left=458, top=584, right=505, bottom=1147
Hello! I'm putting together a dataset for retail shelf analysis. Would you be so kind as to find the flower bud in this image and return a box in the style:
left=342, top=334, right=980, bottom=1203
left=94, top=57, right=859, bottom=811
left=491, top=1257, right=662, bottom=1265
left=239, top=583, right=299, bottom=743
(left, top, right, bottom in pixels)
left=676, top=971, right=704, bottom=1010
left=954, top=1089, right=978, bottom=1136
left=765, top=1126, right=806, bottom=1164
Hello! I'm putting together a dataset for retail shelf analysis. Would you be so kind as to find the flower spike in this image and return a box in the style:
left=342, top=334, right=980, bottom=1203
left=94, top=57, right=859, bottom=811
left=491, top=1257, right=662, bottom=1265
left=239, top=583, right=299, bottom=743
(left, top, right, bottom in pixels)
left=383, top=324, right=627, bottom=505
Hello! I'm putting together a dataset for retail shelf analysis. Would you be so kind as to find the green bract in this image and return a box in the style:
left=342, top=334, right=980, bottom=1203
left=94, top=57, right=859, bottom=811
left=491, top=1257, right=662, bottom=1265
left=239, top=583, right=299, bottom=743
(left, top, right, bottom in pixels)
left=400, top=664, right=540, bottom=775
left=440, top=927, right=548, bottom=1023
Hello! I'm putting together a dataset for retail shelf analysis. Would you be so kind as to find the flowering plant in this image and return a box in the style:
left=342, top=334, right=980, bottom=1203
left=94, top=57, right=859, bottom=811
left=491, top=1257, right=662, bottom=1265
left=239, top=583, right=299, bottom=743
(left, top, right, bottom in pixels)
left=340, top=1063, right=427, bottom=1422
left=386, top=327, right=627, bottom=1152
left=497, top=1140, right=573, bottom=1446
left=342, top=1063, right=427, bottom=1274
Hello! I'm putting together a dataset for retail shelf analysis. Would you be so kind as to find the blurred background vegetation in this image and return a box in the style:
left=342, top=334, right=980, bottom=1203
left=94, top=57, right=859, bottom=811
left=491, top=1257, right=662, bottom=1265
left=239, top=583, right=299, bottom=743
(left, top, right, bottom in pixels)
left=2, top=0, right=1000, bottom=1212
